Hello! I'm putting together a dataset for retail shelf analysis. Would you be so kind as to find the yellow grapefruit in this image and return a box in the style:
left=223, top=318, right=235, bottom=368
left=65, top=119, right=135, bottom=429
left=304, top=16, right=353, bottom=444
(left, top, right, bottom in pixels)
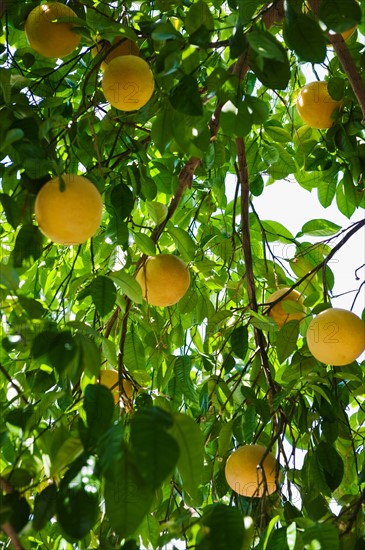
left=99, top=369, right=134, bottom=405
left=135, top=254, right=190, bottom=307
left=92, top=37, right=140, bottom=71
left=225, top=444, right=277, bottom=498
left=25, top=2, right=81, bottom=59
left=102, top=55, right=155, bottom=111
left=306, top=308, right=365, bottom=366
left=296, top=81, right=342, bottom=129
left=266, top=287, right=306, bottom=327
left=34, top=174, right=103, bottom=245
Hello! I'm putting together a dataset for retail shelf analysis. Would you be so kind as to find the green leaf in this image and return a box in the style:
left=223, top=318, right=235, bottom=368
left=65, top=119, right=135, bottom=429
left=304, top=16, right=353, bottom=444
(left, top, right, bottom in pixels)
left=300, top=218, right=341, bottom=237
left=33, top=485, right=58, bottom=531
left=302, top=522, right=339, bottom=550
left=0, top=264, right=19, bottom=290
left=133, top=232, right=157, bottom=256
left=248, top=32, right=290, bottom=89
left=151, top=106, right=174, bottom=154
left=56, top=486, right=99, bottom=541
left=174, top=356, right=199, bottom=403
left=130, top=407, right=180, bottom=489
left=123, top=328, right=146, bottom=371
left=317, top=177, right=337, bottom=208
left=75, top=334, right=101, bottom=377
left=283, top=12, right=327, bottom=63
left=13, top=224, right=43, bottom=267
left=170, top=412, right=204, bottom=504
left=230, top=325, right=248, bottom=359
left=107, top=183, right=134, bottom=220
left=247, top=30, right=285, bottom=62
left=185, top=0, right=214, bottom=36
left=1, top=493, right=30, bottom=533
left=89, top=275, right=117, bottom=317
left=110, top=270, right=143, bottom=303
left=84, top=384, right=114, bottom=443
left=151, top=21, right=182, bottom=40
left=265, top=124, right=292, bottom=143
left=167, top=225, right=196, bottom=262
left=316, top=442, right=344, bottom=491
left=197, top=504, right=249, bottom=550
left=146, top=200, right=168, bottom=226
left=276, top=320, right=300, bottom=363
left=170, top=75, right=203, bottom=116
left=32, top=331, right=78, bottom=374
left=104, top=451, right=154, bottom=538
left=50, top=437, right=84, bottom=476
left=261, top=220, right=294, bottom=243
left=319, top=0, right=361, bottom=33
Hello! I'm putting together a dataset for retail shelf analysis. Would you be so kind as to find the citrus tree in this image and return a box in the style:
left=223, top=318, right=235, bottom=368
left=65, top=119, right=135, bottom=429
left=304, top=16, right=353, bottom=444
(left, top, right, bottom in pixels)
left=1, top=1, right=365, bottom=549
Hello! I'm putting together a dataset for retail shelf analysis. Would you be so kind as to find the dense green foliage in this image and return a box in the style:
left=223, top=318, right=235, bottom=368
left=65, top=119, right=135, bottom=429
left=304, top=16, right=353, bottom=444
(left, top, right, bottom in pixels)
left=1, top=0, right=365, bottom=548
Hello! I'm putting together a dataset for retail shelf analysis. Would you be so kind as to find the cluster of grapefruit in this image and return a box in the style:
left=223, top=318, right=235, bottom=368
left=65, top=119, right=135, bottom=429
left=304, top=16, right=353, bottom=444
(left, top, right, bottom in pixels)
left=24, top=2, right=155, bottom=112
left=266, top=287, right=365, bottom=366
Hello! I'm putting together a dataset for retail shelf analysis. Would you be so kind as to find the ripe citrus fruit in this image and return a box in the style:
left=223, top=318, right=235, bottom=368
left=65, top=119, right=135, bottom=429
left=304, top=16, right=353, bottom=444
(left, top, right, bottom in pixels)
left=225, top=444, right=277, bottom=498
left=99, top=369, right=133, bottom=405
left=306, top=308, right=365, bottom=366
left=266, top=288, right=306, bottom=327
left=296, top=81, right=342, bottom=129
left=92, top=37, right=139, bottom=71
left=102, top=55, right=155, bottom=111
left=25, top=2, right=81, bottom=59
left=135, top=254, right=190, bottom=307
left=34, top=174, right=103, bottom=245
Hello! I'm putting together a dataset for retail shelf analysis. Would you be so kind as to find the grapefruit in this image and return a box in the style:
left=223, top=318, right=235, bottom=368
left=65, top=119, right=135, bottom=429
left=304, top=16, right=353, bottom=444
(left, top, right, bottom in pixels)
left=306, top=308, right=365, bottom=366
left=102, top=55, right=155, bottom=111
left=92, top=37, right=139, bottom=71
left=34, top=174, right=103, bottom=245
left=135, top=254, right=190, bottom=307
left=296, top=81, right=342, bottom=129
left=25, top=2, right=81, bottom=59
left=99, top=369, right=133, bottom=405
left=266, top=287, right=306, bottom=327
left=225, top=444, right=277, bottom=498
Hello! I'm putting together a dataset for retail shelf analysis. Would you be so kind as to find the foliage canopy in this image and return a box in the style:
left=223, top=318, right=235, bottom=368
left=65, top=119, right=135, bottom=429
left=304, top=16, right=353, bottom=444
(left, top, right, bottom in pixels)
left=1, top=1, right=365, bottom=549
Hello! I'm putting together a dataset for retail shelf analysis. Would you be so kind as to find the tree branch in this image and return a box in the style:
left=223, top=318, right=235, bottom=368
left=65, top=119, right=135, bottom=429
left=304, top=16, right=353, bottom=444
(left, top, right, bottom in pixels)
left=0, top=364, right=29, bottom=405
left=235, top=137, right=278, bottom=395
left=307, top=0, right=365, bottom=124
left=328, top=33, right=365, bottom=124
left=0, top=477, right=24, bottom=550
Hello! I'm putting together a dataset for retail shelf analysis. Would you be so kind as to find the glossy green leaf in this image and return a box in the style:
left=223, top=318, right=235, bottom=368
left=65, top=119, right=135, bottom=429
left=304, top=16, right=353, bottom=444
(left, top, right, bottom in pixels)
left=170, top=412, right=204, bottom=503
left=89, top=275, right=117, bottom=317
left=319, top=0, right=361, bottom=32
left=130, top=407, right=180, bottom=489
left=56, top=486, right=99, bottom=541
left=110, top=270, right=143, bottom=303
left=84, top=384, right=114, bottom=443
left=169, top=75, right=203, bottom=116
left=300, top=218, right=341, bottom=237
left=33, top=485, right=58, bottom=531
left=283, top=11, right=327, bottom=63
left=104, top=451, right=154, bottom=538
left=197, top=504, right=249, bottom=550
